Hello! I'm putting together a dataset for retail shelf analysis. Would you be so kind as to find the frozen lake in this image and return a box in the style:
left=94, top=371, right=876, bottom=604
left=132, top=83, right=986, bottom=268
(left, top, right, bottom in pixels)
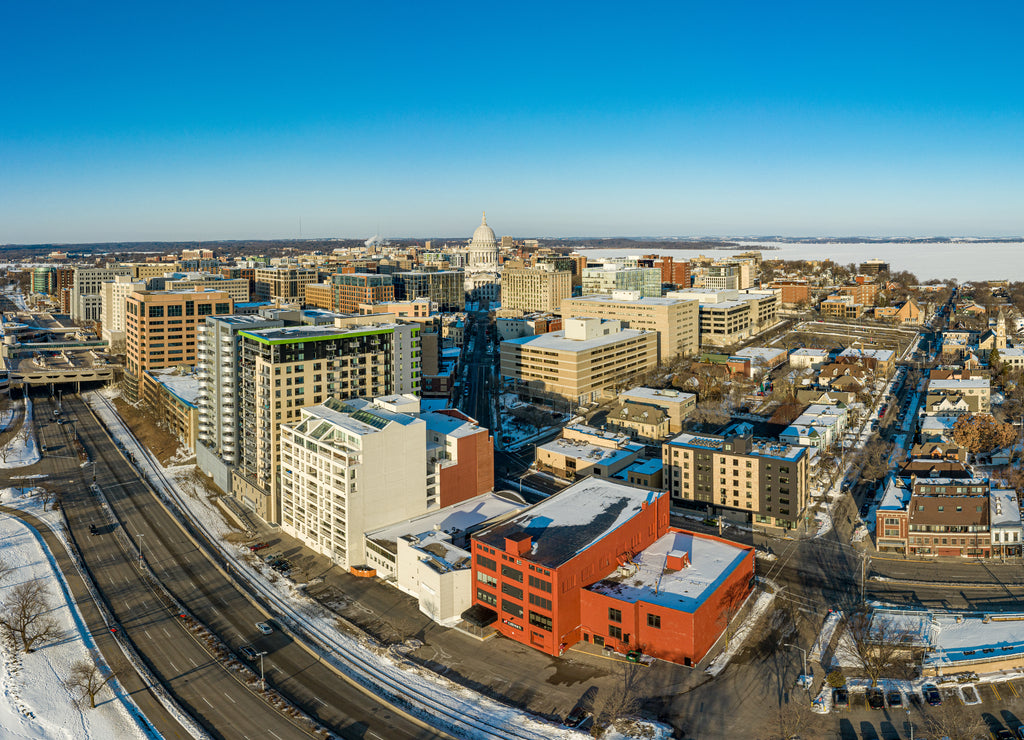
left=581, top=241, right=1024, bottom=282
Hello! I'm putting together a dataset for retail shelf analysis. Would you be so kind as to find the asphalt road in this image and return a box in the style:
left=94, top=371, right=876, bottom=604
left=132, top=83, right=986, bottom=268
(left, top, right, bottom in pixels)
left=38, top=393, right=444, bottom=740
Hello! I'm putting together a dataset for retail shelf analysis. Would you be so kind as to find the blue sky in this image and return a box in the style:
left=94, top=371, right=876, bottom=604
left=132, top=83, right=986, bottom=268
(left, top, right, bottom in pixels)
left=3, top=1, right=1023, bottom=242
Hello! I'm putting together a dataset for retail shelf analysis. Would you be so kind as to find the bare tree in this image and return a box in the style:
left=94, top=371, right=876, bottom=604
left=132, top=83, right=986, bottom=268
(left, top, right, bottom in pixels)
left=923, top=700, right=988, bottom=740
left=590, top=656, right=649, bottom=734
left=0, top=579, right=62, bottom=653
left=64, top=658, right=119, bottom=709
left=757, top=698, right=827, bottom=740
left=837, top=607, right=918, bottom=686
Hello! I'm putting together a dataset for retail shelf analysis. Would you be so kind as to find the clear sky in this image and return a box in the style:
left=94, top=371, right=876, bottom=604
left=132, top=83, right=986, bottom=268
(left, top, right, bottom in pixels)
left=3, top=1, right=1023, bottom=243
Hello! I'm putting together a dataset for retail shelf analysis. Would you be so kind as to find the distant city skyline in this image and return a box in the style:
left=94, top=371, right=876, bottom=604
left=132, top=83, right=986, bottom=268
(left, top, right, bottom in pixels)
left=3, top=2, right=1023, bottom=243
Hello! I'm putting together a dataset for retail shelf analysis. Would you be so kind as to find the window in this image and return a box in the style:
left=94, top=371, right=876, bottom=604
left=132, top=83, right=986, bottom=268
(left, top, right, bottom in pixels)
left=608, top=625, right=622, bottom=640
left=609, top=608, right=622, bottom=623
left=647, top=613, right=661, bottom=629
left=501, top=565, right=523, bottom=582
left=528, top=575, right=552, bottom=593
left=501, top=583, right=523, bottom=600
left=167, top=305, right=182, bottom=317
left=198, top=303, right=212, bottom=315
left=476, top=588, right=496, bottom=607
left=502, top=600, right=523, bottom=618
left=528, top=611, right=552, bottom=632
left=148, top=306, right=164, bottom=317
left=216, top=303, right=230, bottom=314
left=476, top=572, right=496, bottom=587
left=528, top=593, right=552, bottom=611
left=477, top=555, right=496, bottom=571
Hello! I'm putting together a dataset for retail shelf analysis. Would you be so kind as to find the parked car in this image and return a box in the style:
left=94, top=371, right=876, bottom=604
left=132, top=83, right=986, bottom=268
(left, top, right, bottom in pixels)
left=89, top=524, right=98, bottom=536
left=867, top=687, right=885, bottom=709
left=248, top=542, right=269, bottom=552
left=563, top=705, right=589, bottom=728
left=239, top=645, right=258, bottom=661
left=995, top=729, right=1014, bottom=740
left=923, top=684, right=942, bottom=706
left=832, top=687, right=849, bottom=709
left=886, top=689, right=902, bottom=707
left=255, top=622, right=273, bottom=635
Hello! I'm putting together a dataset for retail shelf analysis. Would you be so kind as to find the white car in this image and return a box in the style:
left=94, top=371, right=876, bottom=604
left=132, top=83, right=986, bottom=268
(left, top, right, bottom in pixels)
left=255, top=621, right=273, bottom=635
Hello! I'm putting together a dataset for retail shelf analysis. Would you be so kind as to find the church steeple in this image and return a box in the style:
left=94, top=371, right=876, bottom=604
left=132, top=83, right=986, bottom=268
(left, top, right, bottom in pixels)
left=996, top=306, right=1007, bottom=350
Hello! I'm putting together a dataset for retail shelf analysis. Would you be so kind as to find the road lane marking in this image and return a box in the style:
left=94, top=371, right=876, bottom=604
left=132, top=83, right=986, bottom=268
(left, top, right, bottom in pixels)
left=224, top=692, right=236, bottom=704
left=162, top=627, right=170, bottom=638
left=268, top=732, right=282, bottom=740
left=143, top=630, right=152, bottom=640
left=992, top=683, right=1002, bottom=700
left=203, top=697, right=213, bottom=708
left=189, top=657, right=197, bottom=668
left=168, top=660, right=179, bottom=672
left=1009, top=681, right=1020, bottom=697
left=123, top=600, right=131, bottom=610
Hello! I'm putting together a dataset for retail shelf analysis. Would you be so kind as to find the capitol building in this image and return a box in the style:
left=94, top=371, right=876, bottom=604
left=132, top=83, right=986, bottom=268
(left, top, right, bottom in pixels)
left=464, top=212, right=502, bottom=303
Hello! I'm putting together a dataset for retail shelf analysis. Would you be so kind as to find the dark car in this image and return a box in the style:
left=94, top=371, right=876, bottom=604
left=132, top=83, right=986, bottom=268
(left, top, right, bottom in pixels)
left=239, top=645, right=258, bottom=661
left=995, top=730, right=1014, bottom=740
left=564, top=705, right=589, bottom=728
left=923, top=684, right=941, bottom=706
left=832, top=687, right=849, bottom=709
left=89, top=524, right=98, bottom=536
left=867, top=687, right=885, bottom=710
left=886, top=689, right=902, bottom=707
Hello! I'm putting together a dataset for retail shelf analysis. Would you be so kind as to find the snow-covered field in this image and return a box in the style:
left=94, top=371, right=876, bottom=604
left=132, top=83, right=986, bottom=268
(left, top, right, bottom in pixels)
left=0, top=489, right=157, bottom=740
left=0, top=398, right=40, bottom=469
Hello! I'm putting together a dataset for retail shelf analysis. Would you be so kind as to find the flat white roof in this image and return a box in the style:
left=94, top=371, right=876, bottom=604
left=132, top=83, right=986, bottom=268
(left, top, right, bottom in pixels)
left=365, top=491, right=526, bottom=551
left=620, top=387, right=695, bottom=404
left=791, top=348, right=830, bottom=357
left=503, top=327, right=649, bottom=353
left=587, top=529, right=749, bottom=612
left=929, top=378, right=991, bottom=390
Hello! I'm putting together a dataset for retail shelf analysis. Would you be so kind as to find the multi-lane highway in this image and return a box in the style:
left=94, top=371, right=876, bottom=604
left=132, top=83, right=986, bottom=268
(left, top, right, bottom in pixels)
left=32, top=392, right=444, bottom=740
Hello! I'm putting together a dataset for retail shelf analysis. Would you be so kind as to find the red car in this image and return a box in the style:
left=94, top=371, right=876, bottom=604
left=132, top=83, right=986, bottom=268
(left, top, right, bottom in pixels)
left=248, top=542, right=269, bottom=552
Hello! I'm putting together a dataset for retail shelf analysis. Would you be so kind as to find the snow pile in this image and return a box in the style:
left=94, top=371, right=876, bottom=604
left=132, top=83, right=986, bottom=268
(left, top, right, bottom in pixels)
left=813, top=510, right=833, bottom=539
left=810, top=611, right=842, bottom=662
left=0, top=508, right=155, bottom=740
left=0, top=397, right=40, bottom=469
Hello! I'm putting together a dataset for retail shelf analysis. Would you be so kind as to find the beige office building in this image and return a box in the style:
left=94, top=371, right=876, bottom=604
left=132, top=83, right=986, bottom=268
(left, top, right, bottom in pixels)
left=124, top=289, right=234, bottom=401
left=667, top=288, right=779, bottom=348
left=254, top=267, right=318, bottom=305
left=500, top=264, right=572, bottom=313
left=500, top=317, right=658, bottom=404
left=560, top=292, right=698, bottom=361
left=166, top=275, right=250, bottom=303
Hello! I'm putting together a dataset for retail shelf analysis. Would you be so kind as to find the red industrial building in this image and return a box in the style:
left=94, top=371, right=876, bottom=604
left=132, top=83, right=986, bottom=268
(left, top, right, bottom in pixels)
left=469, top=478, right=753, bottom=664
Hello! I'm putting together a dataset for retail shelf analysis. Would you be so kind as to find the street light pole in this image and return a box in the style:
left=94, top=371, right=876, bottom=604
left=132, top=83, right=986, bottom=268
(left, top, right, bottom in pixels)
left=257, top=650, right=267, bottom=691
left=136, top=533, right=144, bottom=569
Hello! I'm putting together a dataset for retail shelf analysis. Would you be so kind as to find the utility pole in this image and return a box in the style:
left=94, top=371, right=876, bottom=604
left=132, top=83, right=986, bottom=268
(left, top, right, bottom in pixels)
left=137, top=533, right=145, bottom=569
left=783, top=642, right=809, bottom=691
left=257, top=650, right=268, bottom=691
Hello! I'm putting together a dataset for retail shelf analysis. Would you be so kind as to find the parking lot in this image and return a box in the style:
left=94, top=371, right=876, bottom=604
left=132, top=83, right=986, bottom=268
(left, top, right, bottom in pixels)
left=833, top=680, right=1024, bottom=739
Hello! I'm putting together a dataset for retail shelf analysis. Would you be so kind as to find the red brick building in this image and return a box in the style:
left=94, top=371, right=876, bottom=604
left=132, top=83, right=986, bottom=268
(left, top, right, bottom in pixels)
left=423, top=409, right=495, bottom=507
left=470, top=478, right=753, bottom=664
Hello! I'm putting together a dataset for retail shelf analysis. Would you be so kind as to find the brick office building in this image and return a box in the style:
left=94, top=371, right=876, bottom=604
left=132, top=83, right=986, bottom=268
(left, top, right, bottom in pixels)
left=469, top=478, right=753, bottom=664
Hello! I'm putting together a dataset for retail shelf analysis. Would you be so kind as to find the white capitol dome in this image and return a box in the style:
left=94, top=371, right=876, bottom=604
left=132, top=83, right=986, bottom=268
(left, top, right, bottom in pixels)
left=471, top=212, right=497, bottom=247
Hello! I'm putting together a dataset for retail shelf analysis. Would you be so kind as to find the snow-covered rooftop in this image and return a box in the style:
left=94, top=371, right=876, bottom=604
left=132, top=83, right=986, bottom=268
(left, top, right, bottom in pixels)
left=366, top=491, right=526, bottom=553
left=928, top=378, right=991, bottom=390
left=148, top=368, right=202, bottom=407
left=502, top=327, right=650, bottom=352
left=620, top=387, right=695, bottom=405
left=587, top=529, right=751, bottom=612
left=839, top=347, right=895, bottom=362
left=474, top=478, right=664, bottom=569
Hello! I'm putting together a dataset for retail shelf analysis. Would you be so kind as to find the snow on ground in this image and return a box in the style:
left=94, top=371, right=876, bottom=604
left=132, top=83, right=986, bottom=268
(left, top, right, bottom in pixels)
left=0, top=403, right=16, bottom=433
left=705, top=588, right=775, bottom=677
left=810, top=610, right=842, bottom=662
left=813, top=510, right=833, bottom=539
left=85, top=392, right=588, bottom=740
left=0, top=493, right=156, bottom=740
left=0, top=397, right=40, bottom=469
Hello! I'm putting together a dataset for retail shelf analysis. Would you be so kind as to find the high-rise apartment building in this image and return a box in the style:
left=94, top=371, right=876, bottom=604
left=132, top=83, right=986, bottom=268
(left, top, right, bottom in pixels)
left=232, top=322, right=422, bottom=522
left=560, top=292, right=699, bottom=361
left=500, top=264, right=572, bottom=313
left=329, top=273, right=395, bottom=313
left=124, top=289, right=233, bottom=401
left=195, top=314, right=285, bottom=492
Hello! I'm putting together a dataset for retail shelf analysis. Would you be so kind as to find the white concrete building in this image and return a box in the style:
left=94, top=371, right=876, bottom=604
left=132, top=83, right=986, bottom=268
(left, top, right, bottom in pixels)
left=279, top=398, right=432, bottom=569
left=100, top=275, right=146, bottom=349
left=363, top=492, right=527, bottom=624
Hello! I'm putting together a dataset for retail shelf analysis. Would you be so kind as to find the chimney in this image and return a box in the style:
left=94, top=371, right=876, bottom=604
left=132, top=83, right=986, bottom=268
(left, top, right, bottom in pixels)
left=665, top=550, right=689, bottom=572
left=505, top=533, right=532, bottom=557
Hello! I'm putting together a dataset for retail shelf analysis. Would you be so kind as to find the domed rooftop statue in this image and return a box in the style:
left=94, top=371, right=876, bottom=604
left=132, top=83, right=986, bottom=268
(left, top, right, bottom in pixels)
left=471, top=211, right=497, bottom=247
